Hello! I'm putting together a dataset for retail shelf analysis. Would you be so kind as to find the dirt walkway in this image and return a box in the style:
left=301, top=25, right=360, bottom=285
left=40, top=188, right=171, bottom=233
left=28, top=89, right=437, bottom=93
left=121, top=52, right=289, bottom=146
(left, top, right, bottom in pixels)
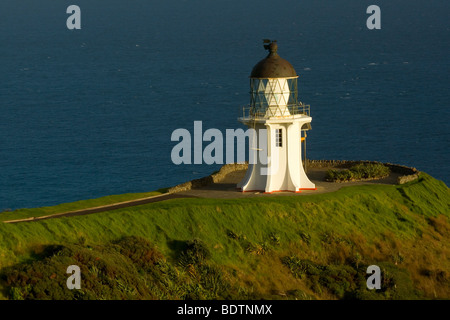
left=3, top=193, right=199, bottom=224
left=176, top=167, right=402, bottom=199
left=3, top=167, right=401, bottom=223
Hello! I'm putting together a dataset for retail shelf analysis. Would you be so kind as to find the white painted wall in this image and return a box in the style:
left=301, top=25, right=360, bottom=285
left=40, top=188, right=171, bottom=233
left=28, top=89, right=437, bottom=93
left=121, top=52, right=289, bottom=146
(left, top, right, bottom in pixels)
left=238, top=116, right=315, bottom=193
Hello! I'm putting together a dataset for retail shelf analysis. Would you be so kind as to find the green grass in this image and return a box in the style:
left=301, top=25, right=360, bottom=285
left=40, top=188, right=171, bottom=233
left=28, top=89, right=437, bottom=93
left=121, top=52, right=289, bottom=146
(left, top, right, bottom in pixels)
left=0, top=172, right=449, bottom=299
left=0, top=190, right=164, bottom=222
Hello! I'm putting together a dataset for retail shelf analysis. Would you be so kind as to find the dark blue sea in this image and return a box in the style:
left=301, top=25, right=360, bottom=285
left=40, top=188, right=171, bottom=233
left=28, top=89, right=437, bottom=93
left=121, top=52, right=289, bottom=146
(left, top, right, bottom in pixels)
left=1, top=0, right=449, bottom=210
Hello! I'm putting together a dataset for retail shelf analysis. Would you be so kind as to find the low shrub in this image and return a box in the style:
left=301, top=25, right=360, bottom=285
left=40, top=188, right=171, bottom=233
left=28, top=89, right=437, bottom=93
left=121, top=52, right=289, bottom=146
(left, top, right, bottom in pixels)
left=114, top=236, right=164, bottom=270
left=325, top=163, right=390, bottom=182
left=178, top=239, right=210, bottom=267
left=0, top=244, right=151, bottom=300
left=0, top=237, right=235, bottom=300
left=281, top=256, right=422, bottom=300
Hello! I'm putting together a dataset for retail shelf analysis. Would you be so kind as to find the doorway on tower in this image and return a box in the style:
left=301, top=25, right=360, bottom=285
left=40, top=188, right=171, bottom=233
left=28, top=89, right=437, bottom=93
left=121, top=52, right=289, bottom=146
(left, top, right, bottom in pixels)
left=301, top=123, right=311, bottom=173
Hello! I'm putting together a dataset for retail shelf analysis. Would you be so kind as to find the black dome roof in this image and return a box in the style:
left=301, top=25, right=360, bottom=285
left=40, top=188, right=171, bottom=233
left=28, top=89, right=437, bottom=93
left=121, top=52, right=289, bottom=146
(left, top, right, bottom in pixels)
left=250, top=41, right=297, bottom=78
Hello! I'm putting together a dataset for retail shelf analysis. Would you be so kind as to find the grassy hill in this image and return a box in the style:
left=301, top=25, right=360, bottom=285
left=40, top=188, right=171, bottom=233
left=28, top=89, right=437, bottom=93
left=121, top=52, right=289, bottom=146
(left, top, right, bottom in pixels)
left=0, top=172, right=448, bottom=300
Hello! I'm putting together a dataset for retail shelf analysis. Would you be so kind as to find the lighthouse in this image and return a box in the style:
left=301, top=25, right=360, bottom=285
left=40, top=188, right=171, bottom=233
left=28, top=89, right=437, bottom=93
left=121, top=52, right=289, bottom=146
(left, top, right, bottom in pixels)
left=237, top=40, right=316, bottom=193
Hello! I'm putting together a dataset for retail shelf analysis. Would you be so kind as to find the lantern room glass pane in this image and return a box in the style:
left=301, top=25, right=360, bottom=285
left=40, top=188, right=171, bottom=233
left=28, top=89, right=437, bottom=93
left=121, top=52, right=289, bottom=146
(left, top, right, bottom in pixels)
left=250, top=78, right=299, bottom=117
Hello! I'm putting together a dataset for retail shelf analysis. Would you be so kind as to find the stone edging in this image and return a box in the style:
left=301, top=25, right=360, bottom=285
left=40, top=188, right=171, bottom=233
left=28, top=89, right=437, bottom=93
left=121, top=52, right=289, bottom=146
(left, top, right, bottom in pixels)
left=167, top=163, right=248, bottom=193
left=168, top=160, right=420, bottom=193
left=305, top=160, right=420, bottom=185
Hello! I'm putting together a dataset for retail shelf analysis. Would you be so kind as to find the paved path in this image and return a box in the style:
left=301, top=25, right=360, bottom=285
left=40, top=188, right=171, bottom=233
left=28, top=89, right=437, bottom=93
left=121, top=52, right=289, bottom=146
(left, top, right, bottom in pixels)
left=3, top=167, right=401, bottom=223
left=3, top=193, right=199, bottom=224
left=176, top=168, right=402, bottom=199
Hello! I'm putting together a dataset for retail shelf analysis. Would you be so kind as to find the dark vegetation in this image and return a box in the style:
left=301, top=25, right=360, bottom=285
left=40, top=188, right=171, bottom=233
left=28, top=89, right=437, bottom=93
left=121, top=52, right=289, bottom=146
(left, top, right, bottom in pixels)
left=282, top=257, right=421, bottom=300
left=325, top=163, right=390, bottom=182
left=1, top=237, right=238, bottom=300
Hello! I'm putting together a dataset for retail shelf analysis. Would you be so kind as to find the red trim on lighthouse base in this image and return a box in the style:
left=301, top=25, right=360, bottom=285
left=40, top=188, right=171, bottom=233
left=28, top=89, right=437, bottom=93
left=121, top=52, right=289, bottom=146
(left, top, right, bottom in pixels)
left=238, top=187, right=317, bottom=193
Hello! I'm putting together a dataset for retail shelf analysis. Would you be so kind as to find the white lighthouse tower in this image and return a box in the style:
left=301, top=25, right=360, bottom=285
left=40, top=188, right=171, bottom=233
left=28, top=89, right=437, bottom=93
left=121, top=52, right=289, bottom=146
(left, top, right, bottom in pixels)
left=237, top=40, right=316, bottom=193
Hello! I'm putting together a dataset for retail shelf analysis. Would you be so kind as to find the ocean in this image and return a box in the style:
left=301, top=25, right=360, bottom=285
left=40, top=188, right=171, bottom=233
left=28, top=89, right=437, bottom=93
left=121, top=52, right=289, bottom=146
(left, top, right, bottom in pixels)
left=1, top=0, right=449, bottom=210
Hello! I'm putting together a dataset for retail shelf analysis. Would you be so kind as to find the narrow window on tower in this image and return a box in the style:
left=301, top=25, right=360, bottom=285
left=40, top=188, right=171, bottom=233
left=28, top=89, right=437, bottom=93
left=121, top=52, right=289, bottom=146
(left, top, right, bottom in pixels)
left=275, top=128, right=282, bottom=147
